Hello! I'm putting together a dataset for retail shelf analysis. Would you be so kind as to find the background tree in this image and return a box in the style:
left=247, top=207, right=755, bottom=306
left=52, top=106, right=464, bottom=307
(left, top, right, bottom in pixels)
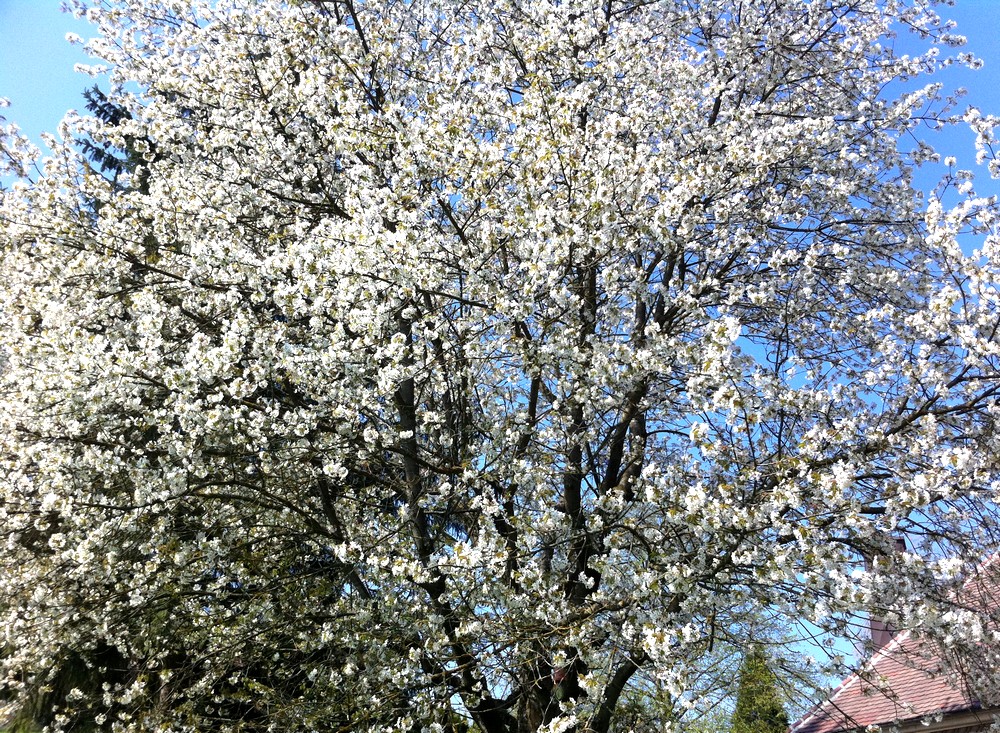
left=77, top=85, right=137, bottom=187
left=732, top=649, right=789, bottom=733
left=2, top=1, right=1000, bottom=732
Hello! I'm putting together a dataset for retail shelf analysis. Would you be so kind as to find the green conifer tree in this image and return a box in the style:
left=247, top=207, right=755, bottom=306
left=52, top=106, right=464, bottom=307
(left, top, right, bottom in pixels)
left=731, top=648, right=790, bottom=733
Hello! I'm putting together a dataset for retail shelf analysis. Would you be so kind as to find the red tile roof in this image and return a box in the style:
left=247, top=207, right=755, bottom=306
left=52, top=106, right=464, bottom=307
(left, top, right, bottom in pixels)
left=792, top=559, right=1000, bottom=733
left=790, top=629, right=978, bottom=733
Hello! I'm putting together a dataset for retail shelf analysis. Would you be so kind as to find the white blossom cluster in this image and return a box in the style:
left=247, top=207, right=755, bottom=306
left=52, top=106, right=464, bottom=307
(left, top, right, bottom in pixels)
left=2, top=0, right=1000, bottom=731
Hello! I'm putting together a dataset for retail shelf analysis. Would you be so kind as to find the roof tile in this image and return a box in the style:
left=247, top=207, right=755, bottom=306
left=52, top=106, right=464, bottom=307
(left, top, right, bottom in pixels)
left=792, top=561, right=1000, bottom=733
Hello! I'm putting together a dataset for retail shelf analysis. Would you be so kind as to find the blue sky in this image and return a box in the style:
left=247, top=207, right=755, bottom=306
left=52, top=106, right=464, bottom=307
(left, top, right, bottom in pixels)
left=0, top=1, right=92, bottom=142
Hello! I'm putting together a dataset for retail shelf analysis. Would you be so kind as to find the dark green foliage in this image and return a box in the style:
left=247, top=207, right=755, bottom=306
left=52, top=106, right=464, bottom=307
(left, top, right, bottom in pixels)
left=77, top=85, right=154, bottom=196
left=731, top=648, right=789, bottom=733
left=78, top=87, right=137, bottom=185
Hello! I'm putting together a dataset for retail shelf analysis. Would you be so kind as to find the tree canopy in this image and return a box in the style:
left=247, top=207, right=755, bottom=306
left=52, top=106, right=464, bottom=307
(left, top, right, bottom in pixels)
left=732, top=649, right=789, bottom=733
left=2, top=1, right=1000, bottom=731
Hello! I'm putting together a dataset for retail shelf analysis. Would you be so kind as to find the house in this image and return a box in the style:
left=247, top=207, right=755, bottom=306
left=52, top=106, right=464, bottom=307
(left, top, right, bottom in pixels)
left=791, top=562, right=1000, bottom=733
